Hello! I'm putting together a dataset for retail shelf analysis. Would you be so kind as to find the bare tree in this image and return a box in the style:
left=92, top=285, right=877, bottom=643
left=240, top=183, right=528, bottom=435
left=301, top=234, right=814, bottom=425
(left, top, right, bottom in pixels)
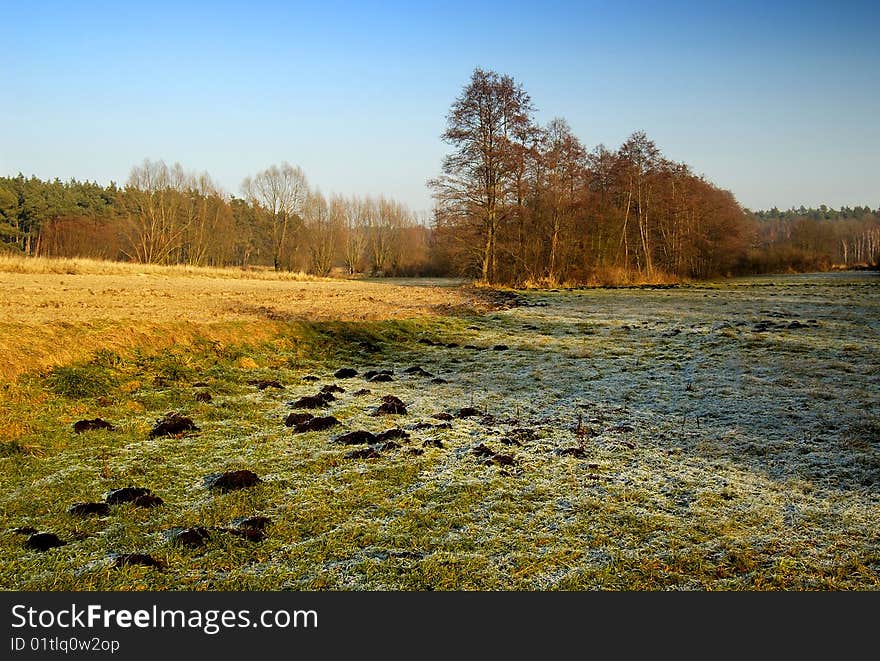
left=339, top=195, right=366, bottom=275
left=241, top=162, right=307, bottom=271
left=538, top=118, right=585, bottom=283
left=124, top=160, right=192, bottom=264
left=430, top=68, right=535, bottom=283
left=304, top=190, right=335, bottom=276
left=618, top=131, right=661, bottom=276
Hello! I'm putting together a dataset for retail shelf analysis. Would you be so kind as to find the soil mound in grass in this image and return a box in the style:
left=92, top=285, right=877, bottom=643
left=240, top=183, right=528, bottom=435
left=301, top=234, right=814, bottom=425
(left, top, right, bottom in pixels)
left=73, top=418, right=115, bottom=433
left=68, top=502, right=111, bottom=517
left=293, top=416, right=339, bottom=433
left=164, top=527, right=210, bottom=548
left=25, top=532, right=65, bottom=551
left=203, top=470, right=261, bottom=492
left=149, top=412, right=199, bottom=438
left=375, top=395, right=407, bottom=415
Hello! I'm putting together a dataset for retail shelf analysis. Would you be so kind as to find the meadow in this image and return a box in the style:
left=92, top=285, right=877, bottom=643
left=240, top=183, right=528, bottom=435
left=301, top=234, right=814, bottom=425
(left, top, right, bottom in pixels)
left=1, top=260, right=877, bottom=590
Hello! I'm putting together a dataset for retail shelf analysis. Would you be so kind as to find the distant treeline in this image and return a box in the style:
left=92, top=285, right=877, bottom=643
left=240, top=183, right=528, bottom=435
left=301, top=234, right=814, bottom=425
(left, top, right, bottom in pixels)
left=0, top=164, right=435, bottom=276
left=0, top=69, right=877, bottom=282
left=747, top=206, right=880, bottom=273
left=2, top=170, right=876, bottom=282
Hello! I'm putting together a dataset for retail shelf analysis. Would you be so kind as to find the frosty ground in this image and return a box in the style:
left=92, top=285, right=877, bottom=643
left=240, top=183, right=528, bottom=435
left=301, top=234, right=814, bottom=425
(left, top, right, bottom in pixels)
left=1, top=271, right=877, bottom=589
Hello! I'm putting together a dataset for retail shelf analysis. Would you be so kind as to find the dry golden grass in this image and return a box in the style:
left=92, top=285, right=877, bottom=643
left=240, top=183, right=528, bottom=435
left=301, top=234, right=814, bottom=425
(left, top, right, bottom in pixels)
left=519, top=266, right=683, bottom=289
left=0, top=255, right=322, bottom=280
left=0, top=257, right=476, bottom=380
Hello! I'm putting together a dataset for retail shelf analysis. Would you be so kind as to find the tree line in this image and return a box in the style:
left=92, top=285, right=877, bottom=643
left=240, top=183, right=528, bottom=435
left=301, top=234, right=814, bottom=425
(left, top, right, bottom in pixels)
left=429, top=68, right=878, bottom=284
left=0, top=163, right=434, bottom=276
left=1, top=68, right=877, bottom=280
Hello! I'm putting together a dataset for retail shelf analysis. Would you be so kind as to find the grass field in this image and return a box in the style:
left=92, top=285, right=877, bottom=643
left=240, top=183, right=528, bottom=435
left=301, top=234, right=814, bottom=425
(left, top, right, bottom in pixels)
left=1, top=260, right=878, bottom=590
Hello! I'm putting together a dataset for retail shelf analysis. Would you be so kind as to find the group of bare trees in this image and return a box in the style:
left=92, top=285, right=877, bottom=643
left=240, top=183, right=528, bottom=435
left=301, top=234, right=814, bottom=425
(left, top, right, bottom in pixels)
left=124, top=160, right=237, bottom=266
left=238, top=163, right=430, bottom=275
left=10, top=160, right=429, bottom=276
left=431, top=68, right=753, bottom=285
left=2, top=67, right=876, bottom=281
left=749, top=209, right=880, bottom=272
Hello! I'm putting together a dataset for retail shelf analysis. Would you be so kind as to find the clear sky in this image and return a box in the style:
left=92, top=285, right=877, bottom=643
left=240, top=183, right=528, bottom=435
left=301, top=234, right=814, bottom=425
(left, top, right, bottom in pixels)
left=2, top=0, right=878, bottom=214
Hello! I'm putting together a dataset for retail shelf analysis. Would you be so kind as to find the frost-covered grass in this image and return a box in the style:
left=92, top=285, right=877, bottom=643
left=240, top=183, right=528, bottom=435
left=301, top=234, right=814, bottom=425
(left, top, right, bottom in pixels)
left=1, top=272, right=878, bottom=590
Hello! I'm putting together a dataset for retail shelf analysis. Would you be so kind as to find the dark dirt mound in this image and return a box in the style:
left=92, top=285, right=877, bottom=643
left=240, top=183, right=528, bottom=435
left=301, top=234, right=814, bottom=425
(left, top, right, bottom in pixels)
left=458, top=407, right=482, bottom=418
left=492, top=344, right=509, bottom=351
left=344, top=447, right=381, bottom=460
left=293, top=416, right=340, bottom=433
left=376, top=441, right=401, bottom=452
left=364, top=369, right=393, bottom=380
left=149, top=413, right=199, bottom=438
left=433, top=412, right=454, bottom=421
left=333, top=430, right=377, bottom=445
left=302, top=375, right=320, bottom=382
left=225, top=526, right=265, bottom=542
left=194, top=391, right=212, bottom=402
left=408, top=448, right=425, bottom=456
left=376, top=428, right=410, bottom=442
left=445, top=342, right=459, bottom=348
left=247, top=379, right=284, bottom=390
left=110, top=553, right=164, bottom=569
left=375, top=396, right=407, bottom=415
left=73, top=418, right=115, bottom=434
left=556, top=447, right=587, bottom=459
left=105, top=487, right=151, bottom=505
left=133, top=494, right=164, bottom=508
left=417, top=338, right=439, bottom=346
left=320, top=384, right=345, bottom=394
left=368, top=373, right=394, bottom=383
left=68, top=502, right=111, bottom=517
left=284, top=412, right=314, bottom=427
left=203, top=470, right=261, bottom=492
left=164, top=527, right=210, bottom=549
left=430, top=377, right=450, bottom=384
left=25, top=532, right=65, bottom=551
left=288, top=395, right=329, bottom=409
left=423, top=439, right=444, bottom=449
left=484, top=453, right=515, bottom=466
left=334, top=368, right=358, bottom=378
left=403, top=366, right=435, bottom=378
left=472, top=443, right=496, bottom=458
left=353, top=388, right=372, bottom=396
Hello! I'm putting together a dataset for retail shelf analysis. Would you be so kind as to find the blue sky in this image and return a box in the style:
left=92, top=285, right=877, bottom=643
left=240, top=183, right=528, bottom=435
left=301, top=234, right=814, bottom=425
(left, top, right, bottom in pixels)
left=2, top=0, right=878, bottom=213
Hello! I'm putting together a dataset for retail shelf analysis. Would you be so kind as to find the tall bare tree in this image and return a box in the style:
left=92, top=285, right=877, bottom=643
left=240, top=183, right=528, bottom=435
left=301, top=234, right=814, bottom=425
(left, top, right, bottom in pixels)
left=241, top=162, right=307, bottom=271
left=304, top=191, right=336, bottom=276
left=124, top=160, right=191, bottom=264
left=339, top=195, right=367, bottom=274
left=430, top=68, right=535, bottom=283
left=618, top=131, right=661, bottom=276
